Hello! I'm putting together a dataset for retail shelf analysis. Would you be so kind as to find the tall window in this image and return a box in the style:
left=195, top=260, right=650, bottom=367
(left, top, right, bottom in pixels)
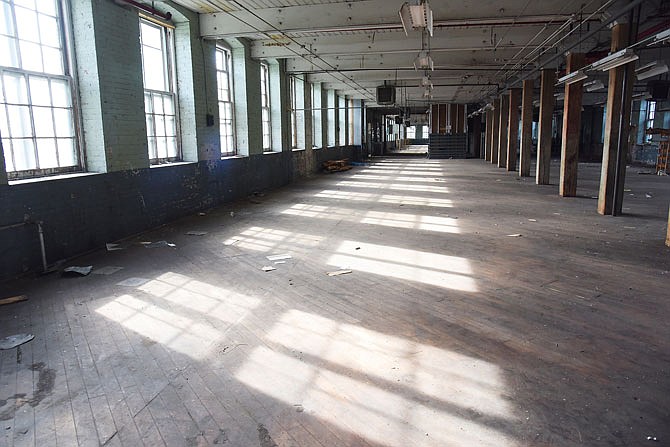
left=140, top=18, right=178, bottom=163
left=311, top=83, right=319, bottom=148
left=406, top=125, right=416, bottom=139
left=0, top=0, right=79, bottom=178
left=260, top=62, right=271, bottom=151
left=216, top=46, right=234, bottom=155
left=289, top=76, right=297, bottom=149
left=646, top=101, right=656, bottom=142
left=348, top=98, right=354, bottom=145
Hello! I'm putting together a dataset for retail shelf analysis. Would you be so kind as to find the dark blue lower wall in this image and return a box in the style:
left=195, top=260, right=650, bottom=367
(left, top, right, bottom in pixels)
left=0, top=147, right=358, bottom=280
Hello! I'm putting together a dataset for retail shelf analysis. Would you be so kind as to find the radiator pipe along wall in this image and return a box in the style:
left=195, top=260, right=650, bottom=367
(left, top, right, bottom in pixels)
left=113, top=0, right=172, bottom=21
left=0, top=219, right=48, bottom=273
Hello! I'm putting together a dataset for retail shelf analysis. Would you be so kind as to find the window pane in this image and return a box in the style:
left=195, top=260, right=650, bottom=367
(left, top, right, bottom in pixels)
left=0, top=35, right=19, bottom=68
left=14, top=0, right=35, bottom=9
left=147, top=136, right=157, bottom=159
left=38, top=14, right=59, bottom=46
left=144, top=92, right=152, bottom=113
left=215, top=50, right=223, bottom=70
left=29, top=76, right=51, bottom=106
left=33, top=106, right=54, bottom=137
left=50, top=79, right=70, bottom=107
left=19, top=40, right=43, bottom=71
left=38, top=0, right=58, bottom=17
left=4, top=72, right=28, bottom=104
left=163, top=95, right=174, bottom=115
left=142, top=47, right=166, bottom=91
left=165, top=115, right=175, bottom=137
left=140, top=22, right=162, bottom=49
left=146, top=114, right=154, bottom=137
left=152, top=94, right=163, bottom=114
left=0, top=105, right=8, bottom=135
left=42, top=46, right=63, bottom=75
left=57, top=138, right=76, bottom=166
left=166, top=137, right=177, bottom=158
left=12, top=138, right=36, bottom=171
left=7, top=104, right=31, bottom=137
left=15, top=7, right=39, bottom=43
left=155, top=115, right=165, bottom=137
left=156, top=136, right=167, bottom=159
left=0, top=2, right=15, bottom=36
left=53, top=108, right=73, bottom=137
left=2, top=138, right=15, bottom=172
left=36, top=137, right=58, bottom=168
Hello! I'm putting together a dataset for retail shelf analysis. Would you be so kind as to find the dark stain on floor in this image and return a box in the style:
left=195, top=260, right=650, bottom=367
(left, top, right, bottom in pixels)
left=258, top=424, right=278, bottom=447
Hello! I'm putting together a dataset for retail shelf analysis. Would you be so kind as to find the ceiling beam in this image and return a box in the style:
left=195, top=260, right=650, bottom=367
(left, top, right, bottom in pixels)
left=199, top=1, right=588, bottom=39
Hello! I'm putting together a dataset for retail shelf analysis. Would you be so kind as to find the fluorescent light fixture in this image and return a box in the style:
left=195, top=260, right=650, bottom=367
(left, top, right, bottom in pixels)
left=557, top=70, right=588, bottom=85
left=399, top=1, right=434, bottom=36
left=591, top=49, right=638, bottom=71
left=414, top=52, right=434, bottom=71
left=652, top=29, right=670, bottom=45
left=584, top=80, right=605, bottom=92
left=636, top=61, right=669, bottom=80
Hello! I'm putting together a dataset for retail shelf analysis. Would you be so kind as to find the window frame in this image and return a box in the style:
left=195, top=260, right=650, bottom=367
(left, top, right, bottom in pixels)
left=139, top=16, right=180, bottom=164
left=260, top=62, right=271, bottom=151
left=645, top=100, right=656, bottom=143
left=1, top=0, right=83, bottom=180
left=216, top=45, right=235, bottom=156
left=311, top=83, right=318, bottom=148
left=289, top=75, right=297, bottom=149
left=348, top=98, right=354, bottom=145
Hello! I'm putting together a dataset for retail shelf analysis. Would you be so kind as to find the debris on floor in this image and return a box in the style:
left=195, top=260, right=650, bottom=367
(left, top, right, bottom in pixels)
left=506, top=234, right=523, bottom=237
left=106, top=242, right=124, bottom=251
left=274, top=261, right=286, bottom=264
left=645, top=193, right=653, bottom=198
left=198, top=212, right=207, bottom=216
left=141, top=240, right=176, bottom=248
left=116, top=277, right=150, bottom=287
left=647, top=436, right=659, bottom=442
left=266, top=253, right=292, bottom=261
left=322, top=159, right=352, bottom=172
left=528, top=219, right=537, bottom=222
left=326, top=269, right=353, bottom=276
left=262, top=266, right=276, bottom=272
left=0, top=334, right=35, bottom=350
left=294, top=404, right=304, bottom=413
left=0, top=295, right=27, bottom=306
left=224, top=239, right=240, bottom=246
left=62, top=266, right=93, bottom=276
left=92, top=266, right=124, bottom=275
left=230, top=211, right=235, bottom=217
left=186, top=231, right=208, bottom=236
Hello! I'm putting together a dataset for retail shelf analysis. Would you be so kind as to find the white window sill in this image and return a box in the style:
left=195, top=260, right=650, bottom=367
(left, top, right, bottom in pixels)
left=222, top=154, right=247, bottom=160
left=263, top=150, right=282, bottom=154
left=292, top=148, right=306, bottom=152
left=150, top=161, right=196, bottom=169
left=8, top=171, right=100, bottom=185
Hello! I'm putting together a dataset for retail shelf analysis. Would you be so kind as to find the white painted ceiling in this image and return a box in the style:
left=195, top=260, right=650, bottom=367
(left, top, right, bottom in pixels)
left=169, top=0, right=669, bottom=106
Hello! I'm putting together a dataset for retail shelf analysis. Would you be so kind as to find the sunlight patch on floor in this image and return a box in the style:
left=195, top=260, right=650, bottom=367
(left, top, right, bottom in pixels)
left=235, top=309, right=516, bottom=446
left=223, top=226, right=323, bottom=252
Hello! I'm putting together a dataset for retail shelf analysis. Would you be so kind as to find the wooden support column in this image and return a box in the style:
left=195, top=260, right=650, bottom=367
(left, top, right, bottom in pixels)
left=485, top=110, right=493, bottom=161
left=471, top=115, right=482, bottom=158
left=537, top=69, right=555, bottom=184
left=520, top=79, right=534, bottom=177
left=598, top=23, right=635, bottom=215
left=559, top=52, right=585, bottom=197
left=449, top=104, right=457, bottom=133
left=498, top=94, right=509, bottom=168
left=492, top=98, right=501, bottom=164
left=507, top=88, right=521, bottom=172
left=457, top=104, right=465, bottom=133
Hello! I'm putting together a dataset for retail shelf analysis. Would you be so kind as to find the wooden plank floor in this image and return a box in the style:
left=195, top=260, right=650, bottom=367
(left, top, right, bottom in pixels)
left=1, top=158, right=669, bottom=447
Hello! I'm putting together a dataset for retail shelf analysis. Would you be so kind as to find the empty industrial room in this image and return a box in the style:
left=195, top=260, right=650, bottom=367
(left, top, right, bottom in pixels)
left=1, top=0, right=669, bottom=446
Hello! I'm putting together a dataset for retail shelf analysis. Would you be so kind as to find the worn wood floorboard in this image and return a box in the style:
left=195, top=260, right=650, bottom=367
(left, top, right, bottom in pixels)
left=0, top=158, right=668, bottom=446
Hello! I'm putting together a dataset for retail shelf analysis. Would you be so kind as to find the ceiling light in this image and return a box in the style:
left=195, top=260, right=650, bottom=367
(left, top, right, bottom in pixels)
left=584, top=80, right=605, bottom=92
left=651, top=29, right=670, bottom=45
left=591, top=49, right=638, bottom=71
left=636, top=61, right=669, bottom=80
left=399, top=1, right=434, bottom=36
left=557, top=70, right=588, bottom=85
left=414, top=52, right=434, bottom=71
